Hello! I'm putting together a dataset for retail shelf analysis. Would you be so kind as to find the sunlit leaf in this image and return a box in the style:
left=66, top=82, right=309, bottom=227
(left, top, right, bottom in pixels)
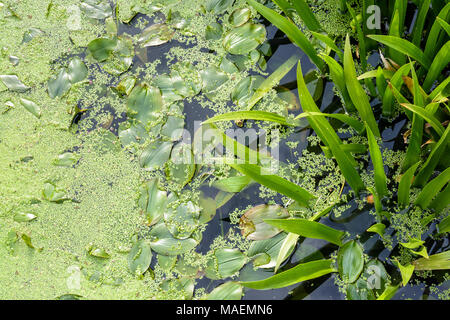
left=223, top=22, right=266, bottom=55
left=128, top=240, right=152, bottom=275
left=337, top=240, right=364, bottom=284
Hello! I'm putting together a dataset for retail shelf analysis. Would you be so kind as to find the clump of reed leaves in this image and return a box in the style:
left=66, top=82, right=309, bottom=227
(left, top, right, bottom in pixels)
left=204, top=0, right=450, bottom=299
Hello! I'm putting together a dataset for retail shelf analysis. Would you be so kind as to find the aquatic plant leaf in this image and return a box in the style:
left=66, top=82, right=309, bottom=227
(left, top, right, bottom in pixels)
left=215, top=248, right=247, bottom=278
left=205, top=22, right=223, bottom=40
left=367, top=223, right=386, bottom=239
left=13, top=212, right=37, bottom=222
left=149, top=223, right=198, bottom=256
left=343, top=35, right=380, bottom=137
left=376, top=284, right=399, bottom=300
left=337, top=240, right=364, bottom=284
left=206, top=0, right=234, bottom=13
left=139, top=178, right=167, bottom=226
left=227, top=163, right=315, bottom=207
left=383, top=63, right=411, bottom=116
left=56, top=294, right=83, bottom=300
left=48, top=68, right=71, bottom=98
left=297, top=61, right=365, bottom=194
left=231, top=75, right=263, bottom=106
left=203, top=110, right=295, bottom=127
left=265, top=219, right=344, bottom=246
left=423, top=40, right=450, bottom=91
left=400, top=103, right=445, bottom=137
left=295, top=111, right=364, bottom=134
left=424, top=3, right=450, bottom=61
left=321, top=144, right=367, bottom=159
left=229, top=8, right=251, bottom=27
left=166, top=142, right=195, bottom=187
left=222, top=22, right=266, bottom=55
left=0, top=75, right=30, bottom=92
left=393, top=259, right=414, bottom=287
left=415, top=167, right=450, bottom=209
left=366, top=124, right=388, bottom=198
left=247, top=233, right=291, bottom=269
left=127, top=84, right=163, bottom=127
left=206, top=282, right=243, bottom=300
left=87, top=37, right=117, bottom=62
left=286, top=0, right=321, bottom=32
left=67, top=57, right=88, bottom=83
left=397, top=162, right=420, bottom=208
left=411, top=0, right=431, bottom=46
left=246, top=55, right=298, bottom=110
left=274, top=232, right=298, bottom=273
left=200, top=66, right=229, bottom=95
left=80, top=0, right=112, bottom=19
left=212, top=175, right=251, bottom=193
left=311, top=32, right=343, bottom=62
left=19, top=98, right=41, bottom=118
left=138, top=23, right=174, bottom=47
left=88, top=246, right=110, bottom=259
left=113, top=76, right=136, bottom=96
left=241, top=259, right=335, bottom=289
left=412, top=250, right=450, bottom=270
left=22, top=28, right=43, bottom=43
left=399, top=238, right=424, bottom=250
left=139, top=140, right=173, bottom=170
left=128, top=240, right=152, bottom=276
left=52, top=152, right=78, bottom=167
left=438, top=216, right=450, bottom=234
left=346, top=278, right=376, bottom=300
left=164, top=199, right=201, bottom=239
left=247, top=0, right=324, bottom=70
left=42, top=182, right=67, bottom=202
left=367, top=35, right=431, bottom=69
left=240, top=205, right=289, bottom=241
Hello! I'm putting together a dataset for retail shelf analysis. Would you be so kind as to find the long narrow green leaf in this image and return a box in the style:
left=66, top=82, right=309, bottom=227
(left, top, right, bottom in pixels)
left=297, top=61, right=365, bottom=194
left=429, top=76, right=450, bottom=101
left=387, top=10, right=405, bottom=65
left=414, top=125, right=450, bottom=187
left=429, top=184, right=450, bottom=213
left=424, top=3, right=450, bottom=61
left=294, top=111, right=364, bottom=133
left=436, top=17, right=450, bottom=36
left=286, top=0, right=321, bottom=32
left=240, top=259, right=335, bottom=289
left=397, top=162, right=420, bottom=208
left=423, top=41, right=450, bottom=92
left=203, top=110, right=295, bottom=126
left=321, top=144, right=367, bottom=158
left=412, top=0, right=432, bottom=46
left=413, top=250, right=450, bottom=270
left=311, top=32, right=343, bottom=62
left=297, top=62, right=364, bottom=193
left=343, top=35, right=380, bottom=137
left=400, top=103, right=445, bottom=136
left=366, top=123, right=388, bottom=198
left=319, top=54, right=354, bottom=112
left=367, top=35, right=432, bottom=69
left=247, top=0, right=324, bottom=70
left=415, top=167, right=450, bottom=209
left=264, top=219, right=345, bottom=246
left=227, top=163, right=315, bottom=207
left=382, top=63, right=411, bottom=116
left=438, top=216, right=450, bottom=234
left=247, top=55, right=298, bottom=110
left=377, top=284, right=399, bottom=300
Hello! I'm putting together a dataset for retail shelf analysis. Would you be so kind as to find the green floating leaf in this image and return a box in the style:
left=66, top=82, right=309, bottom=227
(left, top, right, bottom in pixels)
left=205, top=22, right=223, bottom=40
left=13, top=212, right=37, bottom=222
left=42, top=182, right=68, bottom=202
left=337, top=240, right=364, bottom=284
left=399, top=237, right=424, bottom=250
left=87, top=37, right=117, bottom=62
left=212, top=175, right=251, bottom=193
left=241, top=259, right=335, bottom=289
left=228, top=163, right=315, bottom=207
left=206, top=282, right=243, bottom=300
left=87, top=245, right=110, bottom=259
left=240, top=204, right=289, bottom=241
left=68, top=57, right=88, bottom=83
left=20, top=98, right=41, bottom=118
left=80, top=0, right=112, bottom=19
left=166, top=142, right=195, bottom=187
left=114, top=76, right=136, bottom=96
left=52, top=152, right=79, bottom=167
left=138, top=23, right=174, bottom=47
left=48, top=68, right=71, bottom=98
left=206, top=0, right=234, bottom=13
left=247, top=233, right=291, bottom=269
left=203, top=110, right=295, bottom=127
left=264, top=219, right=344, bottom=246
left=127, top=84, right=163, bottom=127
left=367, top=223, right=386, bottom=239
left=200, top=66, right=229, bottom=97
left=215, top=248, right=247, bottom=278
left=229, top=8, right=251, bottom=27
left=164, top=198, right=201, bottom=240
left=413, top=250, right=450, bottom=270
left=22, top=28, right=43, bottom=43
left=138, top=178, right=167, bottom=226
left=223, top=22, right=266, bottom=55
left=139, top=140, right=173, bottom=170
left=128, top=240, right=152, bottom=276
left=0, top=75, right=30, bottom=92
left=149, top=223, right=199, bottom=256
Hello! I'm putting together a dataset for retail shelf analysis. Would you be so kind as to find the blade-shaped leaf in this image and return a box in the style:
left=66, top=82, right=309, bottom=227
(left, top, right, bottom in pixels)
left=415, top=167, right=450, bottom=209
left=397, top=162, right=420, bottom=208
left=203, top=110, right=295, bottom=126
left=366, top=123, right=388, bottom=198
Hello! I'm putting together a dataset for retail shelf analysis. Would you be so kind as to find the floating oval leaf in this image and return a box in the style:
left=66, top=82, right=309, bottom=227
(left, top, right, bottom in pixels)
left=138, top=178, right=167, bottom=226
left=166, top=142, right=195, bottom=187
left=139, top=140, right=173, bottom=170
left=229, top=8, right=251, bottom=27
left=138, top=23, right=174, bottom=47
left=87, top=37, right=117, bottom=62
left=42, top=182, right=67, bottom=202
left=127, top=84, right=163, bottom=127
left=52, top=152, right=79, bottom=167
left=206, top=282, right=243, bottom=300
left=20, top=98, right=41, bottom=118
left=337, top=240, right=365, bottom=284
left=48, top=68, right=71, bottom=98
left=240, top=204, right=289, bottom=240
left=68, top=57, right=88, bottom=83
left=223, top=23, right=266, bottom=55
left=149, top=223, right=199, bottom=256
left=13, top=212, right=37, bottom=222
left=80, top=0, right=112, bottom=19
left=164, top=199, right=201, bottom=239
left=128, top=240, right=152, bottom=275
left=88, top=245, right=111, bottom=259
left=0, top=75, right=30, bottom=92
left=215, top=248, right=247, bottom=278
